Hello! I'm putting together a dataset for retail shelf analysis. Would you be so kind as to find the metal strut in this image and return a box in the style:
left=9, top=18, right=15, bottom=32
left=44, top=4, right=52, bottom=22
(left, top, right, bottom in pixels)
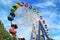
left=37, top=20, right=50, bottom=40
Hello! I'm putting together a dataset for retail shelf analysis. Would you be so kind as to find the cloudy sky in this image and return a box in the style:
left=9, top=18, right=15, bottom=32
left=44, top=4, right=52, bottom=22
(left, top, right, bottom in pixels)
left=0, top=0, right=60, bottom=40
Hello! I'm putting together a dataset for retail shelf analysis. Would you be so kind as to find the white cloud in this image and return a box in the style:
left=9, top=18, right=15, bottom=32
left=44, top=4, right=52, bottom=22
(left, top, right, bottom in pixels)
left=52, top=35, right=60, bottom=40
left=45, top=1, right=56, bottom=6
left=0, top=9, right=9, bottom=21
left=32, top=1, right=56, bottom=8
left=1, top=0, right=13, bottom=5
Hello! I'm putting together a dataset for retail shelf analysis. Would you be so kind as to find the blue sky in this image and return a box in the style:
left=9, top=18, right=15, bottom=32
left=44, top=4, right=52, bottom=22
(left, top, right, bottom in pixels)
left=0, top=0, right=60, bottom=40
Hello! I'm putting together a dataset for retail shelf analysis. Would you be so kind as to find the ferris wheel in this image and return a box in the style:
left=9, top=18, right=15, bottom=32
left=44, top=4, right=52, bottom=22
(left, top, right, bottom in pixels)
left=7, top=2, right=50, bottom=40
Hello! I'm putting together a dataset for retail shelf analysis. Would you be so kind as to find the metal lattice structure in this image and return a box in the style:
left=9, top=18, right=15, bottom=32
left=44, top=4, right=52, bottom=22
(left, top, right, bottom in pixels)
left=30, top=16, right=50, bottom=40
